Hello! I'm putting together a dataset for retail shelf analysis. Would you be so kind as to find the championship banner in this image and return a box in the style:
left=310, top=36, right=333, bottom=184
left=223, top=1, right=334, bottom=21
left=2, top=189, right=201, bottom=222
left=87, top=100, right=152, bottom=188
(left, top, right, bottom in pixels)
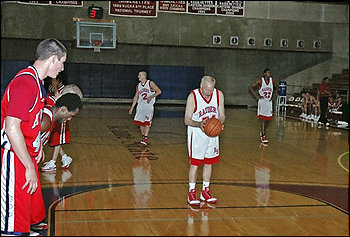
left=158, top=1, right=187, bottom=13
left=216, top=1, right=244, bottom=17
left=17, top=1, right=83, bottom=6
left=17, top=1, right=50, bottom=5
left=51, top=1, right=83, bottom=7
left=187, top=1, right=216, bottom=15
left=109, top=1, right=157, bottom=17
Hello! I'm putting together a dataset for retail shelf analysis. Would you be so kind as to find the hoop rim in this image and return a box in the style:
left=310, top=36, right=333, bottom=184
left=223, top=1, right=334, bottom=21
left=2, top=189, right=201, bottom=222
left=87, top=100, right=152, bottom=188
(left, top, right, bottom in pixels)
left=92, top=40, right=102, bottom=52
left=92, top=40, right=102, bottom=46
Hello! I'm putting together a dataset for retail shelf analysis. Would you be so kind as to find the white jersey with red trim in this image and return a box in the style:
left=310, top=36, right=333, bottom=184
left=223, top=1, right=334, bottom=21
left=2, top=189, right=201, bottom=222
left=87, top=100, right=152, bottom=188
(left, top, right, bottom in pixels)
left=134, top=80, right=155, bottom=125
left=191, top=88, right=220, bottom=122
left=137, top=80, right=155, bottom=106
left=187, top=88, right=220, bottom=165
left=257, top=77, right=274, bottom=119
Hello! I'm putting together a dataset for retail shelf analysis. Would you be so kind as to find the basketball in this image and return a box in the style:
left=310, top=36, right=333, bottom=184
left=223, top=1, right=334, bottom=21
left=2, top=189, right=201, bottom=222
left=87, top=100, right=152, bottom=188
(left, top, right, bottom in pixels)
left=204, top=117, right=223, bottom=137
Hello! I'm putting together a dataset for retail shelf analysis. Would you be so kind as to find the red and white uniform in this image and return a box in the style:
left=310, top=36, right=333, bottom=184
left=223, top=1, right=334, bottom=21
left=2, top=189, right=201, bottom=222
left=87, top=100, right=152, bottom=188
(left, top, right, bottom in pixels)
left=257, top=77, right=274, bottom=120
left=187, top=88, right=221, bottom=166
left=134, top=80, right=155, bottom=126
left=47, top=85, right=70, bottom=146
left=1, top=66, right=46, bottom=235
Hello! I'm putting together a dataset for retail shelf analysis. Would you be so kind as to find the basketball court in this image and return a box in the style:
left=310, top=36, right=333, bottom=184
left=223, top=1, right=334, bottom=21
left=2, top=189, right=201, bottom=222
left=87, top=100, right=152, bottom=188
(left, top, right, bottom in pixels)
left=40, top=104, right=349, bottom=236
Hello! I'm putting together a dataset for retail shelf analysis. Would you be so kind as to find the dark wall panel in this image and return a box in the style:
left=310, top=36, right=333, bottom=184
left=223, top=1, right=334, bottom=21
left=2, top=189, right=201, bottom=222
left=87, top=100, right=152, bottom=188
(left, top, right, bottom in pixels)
left=149, top=65, right=204, bottom=100
left=1, top=60, right=31, bottom=95
left=1, top=60, right=204, bottom=100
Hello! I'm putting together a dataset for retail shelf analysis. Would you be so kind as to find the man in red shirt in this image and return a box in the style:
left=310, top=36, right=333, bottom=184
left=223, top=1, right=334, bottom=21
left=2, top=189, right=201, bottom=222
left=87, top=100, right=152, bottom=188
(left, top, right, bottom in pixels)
left=1, top=38, right=67, bottom=235
left=317, top=77, right=332, bottom=126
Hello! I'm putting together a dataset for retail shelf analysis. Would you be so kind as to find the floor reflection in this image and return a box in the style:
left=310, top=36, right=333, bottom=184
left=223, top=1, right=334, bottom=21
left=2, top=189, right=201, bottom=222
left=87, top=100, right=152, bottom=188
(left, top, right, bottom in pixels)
left=187, top=202, right=215, bottom=236
left=132, top=147, right=152, bottom=208
left=41, top=169, right=73, bottom=211
left=255, top=143, right=271, bottom=207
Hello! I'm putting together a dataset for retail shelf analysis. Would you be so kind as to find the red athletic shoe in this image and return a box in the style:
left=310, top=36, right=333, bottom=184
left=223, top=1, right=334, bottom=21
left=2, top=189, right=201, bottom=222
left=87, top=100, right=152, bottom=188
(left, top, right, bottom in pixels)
left=187, top=189, right=200, bottom=206
left=200, top=187, right=217, bottom=204
left=260, top=135, right=268, bottom=143
left=140, top=136, right=148, bottom=146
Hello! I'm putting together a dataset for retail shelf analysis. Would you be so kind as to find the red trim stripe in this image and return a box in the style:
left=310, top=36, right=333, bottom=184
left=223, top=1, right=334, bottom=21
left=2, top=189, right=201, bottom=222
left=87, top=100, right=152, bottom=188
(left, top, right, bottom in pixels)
left=216, top=88, right=219, bottom=108
left=204, top=155, right=220, bottom=164
left=134, top=120, right=151, bottom=126
left=190, top=155, right=220, bottom=166
left=191, top=90, right=197, bottom=113
left=190, top=132, right=193, bottom=158
left=198, top=88, right=213, bottom=104
left=257, top=115, right=273, bottom=120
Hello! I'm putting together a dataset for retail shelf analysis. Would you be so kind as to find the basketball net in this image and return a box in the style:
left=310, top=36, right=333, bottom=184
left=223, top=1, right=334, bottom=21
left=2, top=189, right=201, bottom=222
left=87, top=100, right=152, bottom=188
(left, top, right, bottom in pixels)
left=93, top=40, right=102, bottom=53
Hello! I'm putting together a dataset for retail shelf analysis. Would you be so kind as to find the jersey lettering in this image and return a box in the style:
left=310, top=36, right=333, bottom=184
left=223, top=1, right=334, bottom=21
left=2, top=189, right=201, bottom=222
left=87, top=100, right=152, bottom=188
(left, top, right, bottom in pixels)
left=31, top=110, right=41, bottom=129
left=32, top=131, right=41, bottom=152
left=198, top=106, right=217, bottom=118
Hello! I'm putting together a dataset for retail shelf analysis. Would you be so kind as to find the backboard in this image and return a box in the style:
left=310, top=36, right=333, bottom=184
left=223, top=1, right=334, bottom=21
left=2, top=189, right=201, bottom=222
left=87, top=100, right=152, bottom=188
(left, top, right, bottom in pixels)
left=75, top=18, right=117, bottom=50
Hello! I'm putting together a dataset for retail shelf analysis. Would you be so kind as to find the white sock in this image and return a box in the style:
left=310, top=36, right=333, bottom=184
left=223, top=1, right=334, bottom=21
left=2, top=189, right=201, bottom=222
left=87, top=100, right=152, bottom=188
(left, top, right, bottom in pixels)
left=62, top=154, right=68, bottom=159
left=203, top=181, right=210, bottom=190
left=189, top=183, right=196, bottom=191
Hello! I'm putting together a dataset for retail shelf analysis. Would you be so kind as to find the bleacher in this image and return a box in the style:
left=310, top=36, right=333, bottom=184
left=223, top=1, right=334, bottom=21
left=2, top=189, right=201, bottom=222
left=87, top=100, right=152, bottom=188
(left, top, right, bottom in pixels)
left=281, top=68, right=349, bottom=128
left=312, top=69, right=349, bottom=101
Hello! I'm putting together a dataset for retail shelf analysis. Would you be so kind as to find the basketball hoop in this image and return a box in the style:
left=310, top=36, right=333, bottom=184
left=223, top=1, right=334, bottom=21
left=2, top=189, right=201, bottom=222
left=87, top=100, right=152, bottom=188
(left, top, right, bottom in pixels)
left=92, top=40, right=102, bottom=52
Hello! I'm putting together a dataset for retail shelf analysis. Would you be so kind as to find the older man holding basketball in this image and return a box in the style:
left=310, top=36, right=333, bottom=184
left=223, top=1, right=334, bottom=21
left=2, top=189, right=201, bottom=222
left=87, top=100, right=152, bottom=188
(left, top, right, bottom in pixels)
left=184, top=75, right=225, bottom=206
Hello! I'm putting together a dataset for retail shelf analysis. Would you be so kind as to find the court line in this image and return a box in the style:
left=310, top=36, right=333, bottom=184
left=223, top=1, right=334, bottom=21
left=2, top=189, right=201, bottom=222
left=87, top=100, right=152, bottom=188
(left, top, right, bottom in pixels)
left=337, top=151, right=349, bottom=172
left=42, top=179, right=348, bottom=188
left=54, top=203, right=328, bottom=212
left=55, top=213, right=346, bottom=224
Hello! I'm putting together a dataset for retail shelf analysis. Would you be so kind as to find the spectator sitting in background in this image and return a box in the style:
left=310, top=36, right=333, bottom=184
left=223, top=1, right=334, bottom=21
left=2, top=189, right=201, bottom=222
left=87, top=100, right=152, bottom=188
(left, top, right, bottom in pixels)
left=329, top=92, right=342, bottom=112
left=299, top=91, right=307, bottom=119
left=310, top=91, right=320, bottom=122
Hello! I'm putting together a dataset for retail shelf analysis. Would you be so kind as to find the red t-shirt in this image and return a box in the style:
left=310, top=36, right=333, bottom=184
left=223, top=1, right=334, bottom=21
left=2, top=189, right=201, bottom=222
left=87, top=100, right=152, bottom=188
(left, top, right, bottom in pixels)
left=318, top=83, right=330, bottom=98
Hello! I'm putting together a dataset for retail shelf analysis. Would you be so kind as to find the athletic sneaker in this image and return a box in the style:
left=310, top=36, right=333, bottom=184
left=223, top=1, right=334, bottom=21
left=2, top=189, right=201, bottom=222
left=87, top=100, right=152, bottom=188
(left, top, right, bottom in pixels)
left=31, top=222, right=48, bottom=231
left=41, top=160, right=56, bottom=172
left=187, top=189, right=200, bottom=206
left=261, top=135, right=268, bottom=143
left=140, top=136, right=148, bottom=146
left=29, top=230, right=40, bottom=236
left=61, top=155, right=72, bottom=169
left=200, top=187, right=217, bottom=204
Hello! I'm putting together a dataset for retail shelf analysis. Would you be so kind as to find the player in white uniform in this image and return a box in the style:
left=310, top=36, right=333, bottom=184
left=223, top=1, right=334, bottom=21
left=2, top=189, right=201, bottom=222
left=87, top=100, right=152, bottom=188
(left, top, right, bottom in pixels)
left=184, top=76, right=225, bottom=206
left=249, top=68, right=278, bottom=144
left=129, top=71, right=161, bottom=146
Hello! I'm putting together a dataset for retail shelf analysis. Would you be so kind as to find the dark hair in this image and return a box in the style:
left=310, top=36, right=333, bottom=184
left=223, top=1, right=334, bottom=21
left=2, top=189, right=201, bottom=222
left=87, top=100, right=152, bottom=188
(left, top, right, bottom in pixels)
left=55, top=93, right=83, bottom=112
left=322, top=77, right=330, bottom=82
left=55, top=71, right=68, bottom=85
left=35, top=38, right=67, bottom=61
left=263, top=68, right=270, bottom=74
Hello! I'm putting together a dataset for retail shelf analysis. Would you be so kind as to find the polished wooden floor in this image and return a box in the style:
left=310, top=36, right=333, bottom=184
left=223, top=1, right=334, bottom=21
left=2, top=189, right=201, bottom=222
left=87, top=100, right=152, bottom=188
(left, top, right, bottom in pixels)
left=39, top=104, right=349, bottom=236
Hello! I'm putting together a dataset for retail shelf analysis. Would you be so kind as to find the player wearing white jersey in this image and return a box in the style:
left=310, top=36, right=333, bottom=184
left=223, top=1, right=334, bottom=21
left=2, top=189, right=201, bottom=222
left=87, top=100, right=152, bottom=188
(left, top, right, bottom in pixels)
left=249, top=68, right=278, bottom=144
left=129, top=71, right=161, bottom=146
left=185, top=76, right=225, bottom=206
